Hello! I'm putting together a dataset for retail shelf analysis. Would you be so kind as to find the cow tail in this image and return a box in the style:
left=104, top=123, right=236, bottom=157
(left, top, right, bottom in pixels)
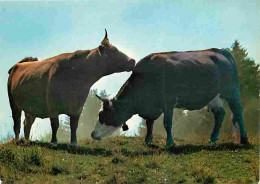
left=8, top=67, right=14, bottom=74
left=8, top=57, right=38, bottom=74
left=221, top=49, right=241, bottom=141
left=221, top=49, right=238, bottom=83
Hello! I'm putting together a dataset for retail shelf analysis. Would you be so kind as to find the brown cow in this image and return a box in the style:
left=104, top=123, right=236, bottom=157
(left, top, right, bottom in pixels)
left=7, top=30, right=135, bottom=146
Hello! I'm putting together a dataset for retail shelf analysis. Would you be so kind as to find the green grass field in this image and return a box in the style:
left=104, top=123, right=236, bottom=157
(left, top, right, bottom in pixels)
left=0, top=135, right=259, bottom=184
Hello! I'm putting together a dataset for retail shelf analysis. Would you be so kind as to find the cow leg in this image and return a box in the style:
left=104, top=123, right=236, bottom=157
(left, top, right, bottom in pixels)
left=209, top=107, right=226, bottom=143
left=70, top=115, right=80, bottom=147
left=145, top=119, right=154, bottom=145
left=8, top=89, right=22, bottom=143
left=50, top=117, right=59, bottom=146
left=12, top=106, right=22, bottom=143
left=24, top=113, right=36, bottom=145
left=230, top=113, right=239, bottom=144
left=226, top=98, right=248, bottom=144
left=163, top=109, right=174, bottom=148
left=207, top=95, right=225, bottom=143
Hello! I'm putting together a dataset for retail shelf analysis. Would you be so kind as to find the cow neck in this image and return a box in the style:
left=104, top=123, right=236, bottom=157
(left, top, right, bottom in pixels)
left=111, top=77, right=139, bottom=127
left=83, top=48, right=108, bottom=83
left=112, top=94, right=136, bottom=127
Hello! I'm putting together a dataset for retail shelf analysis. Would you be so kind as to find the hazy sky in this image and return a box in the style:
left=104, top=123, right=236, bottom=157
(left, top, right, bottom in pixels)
left=0, top=0, right=259, bottom=140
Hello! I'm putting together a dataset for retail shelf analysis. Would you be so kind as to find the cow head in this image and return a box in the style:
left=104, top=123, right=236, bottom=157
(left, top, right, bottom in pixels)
left=91, top=95, right=123, bottom=140
left=97, top=29, right=135, bottom=74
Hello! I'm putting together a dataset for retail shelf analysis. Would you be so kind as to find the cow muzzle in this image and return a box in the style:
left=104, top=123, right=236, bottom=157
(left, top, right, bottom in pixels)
left=126, top=58, right=136, bottom=71
left=91, top=131, right=102, bottom=141
left=91, top=120, right=119, bottom=141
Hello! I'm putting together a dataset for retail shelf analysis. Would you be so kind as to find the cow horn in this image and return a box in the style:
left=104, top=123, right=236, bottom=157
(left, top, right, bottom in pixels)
left=95, top=94, right=108, bottom=102
left=101, top=29, right=110, bottom=46
left=105, top=29, right=108, bottom=39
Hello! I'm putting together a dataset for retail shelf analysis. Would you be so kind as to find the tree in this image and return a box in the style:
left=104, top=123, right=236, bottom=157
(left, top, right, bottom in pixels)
left=225, top=40, right=259, bottom=134
left=227, top=40, right=259, bottom=102
left=77, top=89, right=107, bottom=141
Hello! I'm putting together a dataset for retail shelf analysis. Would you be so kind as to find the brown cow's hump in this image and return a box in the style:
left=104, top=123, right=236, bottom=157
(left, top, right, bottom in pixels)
left=18, top=57, right=38, bottom=63
left=8, top=57, right=38, bottom=74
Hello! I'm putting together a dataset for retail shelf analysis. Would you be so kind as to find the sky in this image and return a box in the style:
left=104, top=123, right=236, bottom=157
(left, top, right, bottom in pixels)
left=0, top=0, right=259, bottom=141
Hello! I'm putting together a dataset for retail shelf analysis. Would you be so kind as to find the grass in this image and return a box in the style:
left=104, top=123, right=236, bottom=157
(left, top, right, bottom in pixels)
left=0, top=134, right=259, bottom=184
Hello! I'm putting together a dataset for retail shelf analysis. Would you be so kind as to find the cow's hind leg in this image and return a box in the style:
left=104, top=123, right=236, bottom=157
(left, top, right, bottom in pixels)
left=163, top=109, right=174, bottom=148
left=230, top=113, right=239, bottom=144
left=226, top=97, right=248, bottom=144
left=24, top=113, right=36, bottom=145
left=208, top=95, right=226, bottom=143
left=8, top=84, right=22, bottom=143
left=209, top=108, right=226, bottom=143
left=209, top=107, right=226, bottom=143
left=144, top=119, right=154, bottom=145
left=50, top=117, right=59, bottom=146
left=11, top=106, right=22, bottom=143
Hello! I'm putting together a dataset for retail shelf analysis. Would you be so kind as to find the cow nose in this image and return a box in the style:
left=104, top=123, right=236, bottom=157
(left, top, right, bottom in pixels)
left=91, top=131, right=101, bottom=141
left=91, top=132, right=96, bottom=139
left=127, top=59, right=135, bottom=72
left=129, top=59, right=136, bottom=66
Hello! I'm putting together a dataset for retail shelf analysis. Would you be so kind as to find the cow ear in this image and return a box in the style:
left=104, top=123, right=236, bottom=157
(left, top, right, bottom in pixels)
left=98, top=45, right=105, bottom=56
left=96, top=94, right=108, bottom=102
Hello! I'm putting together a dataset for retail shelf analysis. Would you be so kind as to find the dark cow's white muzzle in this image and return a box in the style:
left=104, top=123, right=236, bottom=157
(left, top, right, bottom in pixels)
left=91, top=120, right=119, bottom=140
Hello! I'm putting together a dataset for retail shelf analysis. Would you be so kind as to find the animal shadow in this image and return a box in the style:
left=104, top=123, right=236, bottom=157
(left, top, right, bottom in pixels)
left=18, top=140, right=254, bottom=157
left=27, top=141, right=113, bottom=156
left=167, top=142, right=254, bottom=155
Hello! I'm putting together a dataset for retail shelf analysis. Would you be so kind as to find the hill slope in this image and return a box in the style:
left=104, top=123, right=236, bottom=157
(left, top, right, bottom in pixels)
left=0, top=135, right=259, bottom=184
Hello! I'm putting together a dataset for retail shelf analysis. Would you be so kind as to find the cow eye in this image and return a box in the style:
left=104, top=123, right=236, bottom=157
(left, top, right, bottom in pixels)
left=99, top=112, right=105, bottom=124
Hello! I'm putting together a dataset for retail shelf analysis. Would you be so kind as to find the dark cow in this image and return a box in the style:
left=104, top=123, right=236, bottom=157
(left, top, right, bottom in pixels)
left=92, top=48, right=249, bottom=147
left=8, top=30, right=135, bottom=146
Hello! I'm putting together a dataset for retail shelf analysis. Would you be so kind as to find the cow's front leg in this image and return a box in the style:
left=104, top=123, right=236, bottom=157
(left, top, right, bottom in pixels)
left=145, top=119, right=154, bottom=145
left=24, top=113, right=36, bottom=145
left=163, top=109, right=174, bottom=148
left=70, top=115, right=80, bottom=147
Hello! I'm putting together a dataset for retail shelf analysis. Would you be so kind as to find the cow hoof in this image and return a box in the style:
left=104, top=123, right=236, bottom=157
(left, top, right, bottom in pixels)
left=50, top=142, right=58, bottom=147
left=165, top=143, right=174, bottom=150
left=165, top=140, right=174, bottom=149
left=18, top=139, right=29, bottom=146
left=24, top=139, right=30, bottom=146
left=70, top=143, right=78, bottom=153
left=209, top=135, right=218, bottom=144
left=240, top=136, right=249, bottom=145
left=208, top=139, right=217, bottom=145
left=144, top=141, right=153, bottom=146
left=14, top=139, right=20, bottom=145
left=165, top=137, right=174, bottom=149
left=70, top=142, right=78, bottom=148
left=144, top=136, right=153, bottom=146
